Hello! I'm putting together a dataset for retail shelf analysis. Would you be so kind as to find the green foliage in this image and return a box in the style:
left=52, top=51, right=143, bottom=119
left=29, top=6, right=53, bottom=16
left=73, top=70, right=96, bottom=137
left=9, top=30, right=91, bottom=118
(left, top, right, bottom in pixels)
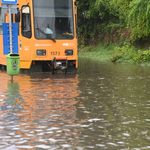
left=79, top=43, right=115, bottom=61
left=133, top=50, right=150, bottom=63
left=78, top=0, right=119, bottom=45
left=128, top=0, right=150, bottom=41
left=110, top=43, right=136, bottom=63
left=110, top=0, right=132, bottom=24
left=110, top=43, right=150, bottom=64
left=78, top=0, right=150, bottom=45
left=79, top=42, right=150, bottom=65
left=77, top=0, right=150, bottom=67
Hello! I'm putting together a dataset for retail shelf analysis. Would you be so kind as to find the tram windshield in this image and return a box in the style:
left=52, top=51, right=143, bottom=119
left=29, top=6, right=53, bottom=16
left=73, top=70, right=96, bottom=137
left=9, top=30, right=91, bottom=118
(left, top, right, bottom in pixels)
left=33, top=0, right=74, bottom=40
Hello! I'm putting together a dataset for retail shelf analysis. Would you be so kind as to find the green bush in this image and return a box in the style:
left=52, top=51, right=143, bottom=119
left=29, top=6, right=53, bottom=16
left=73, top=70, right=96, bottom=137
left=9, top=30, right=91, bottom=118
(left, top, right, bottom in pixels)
left=110, top=43, right=135, bottom=63
left=133, top=50, right=150, bottom=63
left=110, top=42, right=150, bottom=63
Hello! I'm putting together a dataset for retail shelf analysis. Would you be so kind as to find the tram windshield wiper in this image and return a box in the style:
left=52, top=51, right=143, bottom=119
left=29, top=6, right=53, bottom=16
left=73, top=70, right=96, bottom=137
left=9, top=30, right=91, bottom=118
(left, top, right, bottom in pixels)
left=36, top=27, right=56, bottom=42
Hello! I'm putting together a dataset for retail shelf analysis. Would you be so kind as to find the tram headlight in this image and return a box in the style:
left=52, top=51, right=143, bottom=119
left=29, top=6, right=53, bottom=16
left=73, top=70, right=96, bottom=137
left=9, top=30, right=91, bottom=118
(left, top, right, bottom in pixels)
left=65, top=49, right=73, bottom=56
left=36, top=50, right=46, bottom=56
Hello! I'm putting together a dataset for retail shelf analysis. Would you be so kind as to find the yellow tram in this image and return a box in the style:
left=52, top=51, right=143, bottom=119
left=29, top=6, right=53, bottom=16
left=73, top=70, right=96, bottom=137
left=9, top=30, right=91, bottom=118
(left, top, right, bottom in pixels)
left=0, top=0, right=78, bottom=72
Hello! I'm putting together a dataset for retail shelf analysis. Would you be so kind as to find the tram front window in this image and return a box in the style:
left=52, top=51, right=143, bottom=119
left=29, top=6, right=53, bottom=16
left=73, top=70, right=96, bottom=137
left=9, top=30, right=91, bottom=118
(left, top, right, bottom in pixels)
left=33, top=0, right=74, bottom=40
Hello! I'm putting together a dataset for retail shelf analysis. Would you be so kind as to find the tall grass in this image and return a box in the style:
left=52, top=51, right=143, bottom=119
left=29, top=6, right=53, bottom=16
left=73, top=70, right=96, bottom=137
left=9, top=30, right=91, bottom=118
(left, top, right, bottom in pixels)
left=79, top=44, right=115, bottom=61
left=79, top=42, right=150, bottom=66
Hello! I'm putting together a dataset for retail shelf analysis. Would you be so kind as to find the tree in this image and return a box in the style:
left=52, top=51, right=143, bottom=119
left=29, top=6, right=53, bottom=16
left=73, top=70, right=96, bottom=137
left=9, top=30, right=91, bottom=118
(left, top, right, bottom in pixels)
left=78, top=0, right=119, bottom=45
left=128, top=0, right=150, bottom=41
left=110, top=0, right=132, bottom=24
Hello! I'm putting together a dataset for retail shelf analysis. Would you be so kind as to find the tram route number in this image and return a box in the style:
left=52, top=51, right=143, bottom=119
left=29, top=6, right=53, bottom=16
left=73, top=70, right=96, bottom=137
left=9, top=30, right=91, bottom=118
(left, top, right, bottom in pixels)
left=50, top=51, right=60, bottom=55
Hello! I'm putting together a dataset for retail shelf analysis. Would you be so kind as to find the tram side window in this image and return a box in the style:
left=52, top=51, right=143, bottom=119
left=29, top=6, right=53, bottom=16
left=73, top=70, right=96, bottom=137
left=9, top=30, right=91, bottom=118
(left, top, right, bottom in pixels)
left=0, top=8, right=5, bottom=34
left=21, top=6, right=31, bottom=38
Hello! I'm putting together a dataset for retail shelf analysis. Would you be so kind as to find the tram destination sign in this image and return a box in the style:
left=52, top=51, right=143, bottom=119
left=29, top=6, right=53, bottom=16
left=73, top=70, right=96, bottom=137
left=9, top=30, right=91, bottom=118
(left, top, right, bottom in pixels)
left=1, top=0, right=17, bottom=4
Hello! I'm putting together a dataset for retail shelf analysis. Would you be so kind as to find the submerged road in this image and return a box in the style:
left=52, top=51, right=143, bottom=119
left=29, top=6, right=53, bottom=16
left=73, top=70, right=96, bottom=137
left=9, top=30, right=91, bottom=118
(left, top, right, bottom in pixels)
left=0, top=58, right=150, bottom=149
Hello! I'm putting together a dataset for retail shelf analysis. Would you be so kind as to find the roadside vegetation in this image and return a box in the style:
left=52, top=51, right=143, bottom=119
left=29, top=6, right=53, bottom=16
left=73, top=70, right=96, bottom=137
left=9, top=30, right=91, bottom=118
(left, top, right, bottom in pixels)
left=77, top=0, right=150, bottom=65
left=79, top=43, right=115, bottom=61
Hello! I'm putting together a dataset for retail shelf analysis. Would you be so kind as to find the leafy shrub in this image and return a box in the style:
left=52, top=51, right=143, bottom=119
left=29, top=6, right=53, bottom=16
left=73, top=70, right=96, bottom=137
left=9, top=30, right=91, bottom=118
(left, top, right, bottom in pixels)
left=110, top=42, right=150, bottom=64
left=133, top=50, right=150, bottom=63
left=110, top=43, right=135, bottom=63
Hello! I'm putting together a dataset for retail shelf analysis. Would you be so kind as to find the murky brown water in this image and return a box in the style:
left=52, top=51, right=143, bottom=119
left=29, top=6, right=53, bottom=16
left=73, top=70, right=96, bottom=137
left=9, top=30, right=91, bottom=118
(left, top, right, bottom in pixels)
left=0, top=58, right=150, bottom=150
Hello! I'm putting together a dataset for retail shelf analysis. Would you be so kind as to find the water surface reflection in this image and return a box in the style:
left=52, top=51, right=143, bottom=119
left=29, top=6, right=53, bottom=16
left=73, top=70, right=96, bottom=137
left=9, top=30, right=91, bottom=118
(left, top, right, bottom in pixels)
left=0, top=72, right=82, bottom=149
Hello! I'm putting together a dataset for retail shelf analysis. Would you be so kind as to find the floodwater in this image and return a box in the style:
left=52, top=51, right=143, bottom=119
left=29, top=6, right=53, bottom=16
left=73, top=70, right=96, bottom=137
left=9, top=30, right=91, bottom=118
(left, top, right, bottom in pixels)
left=0, top=58, right=150, bottom=150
